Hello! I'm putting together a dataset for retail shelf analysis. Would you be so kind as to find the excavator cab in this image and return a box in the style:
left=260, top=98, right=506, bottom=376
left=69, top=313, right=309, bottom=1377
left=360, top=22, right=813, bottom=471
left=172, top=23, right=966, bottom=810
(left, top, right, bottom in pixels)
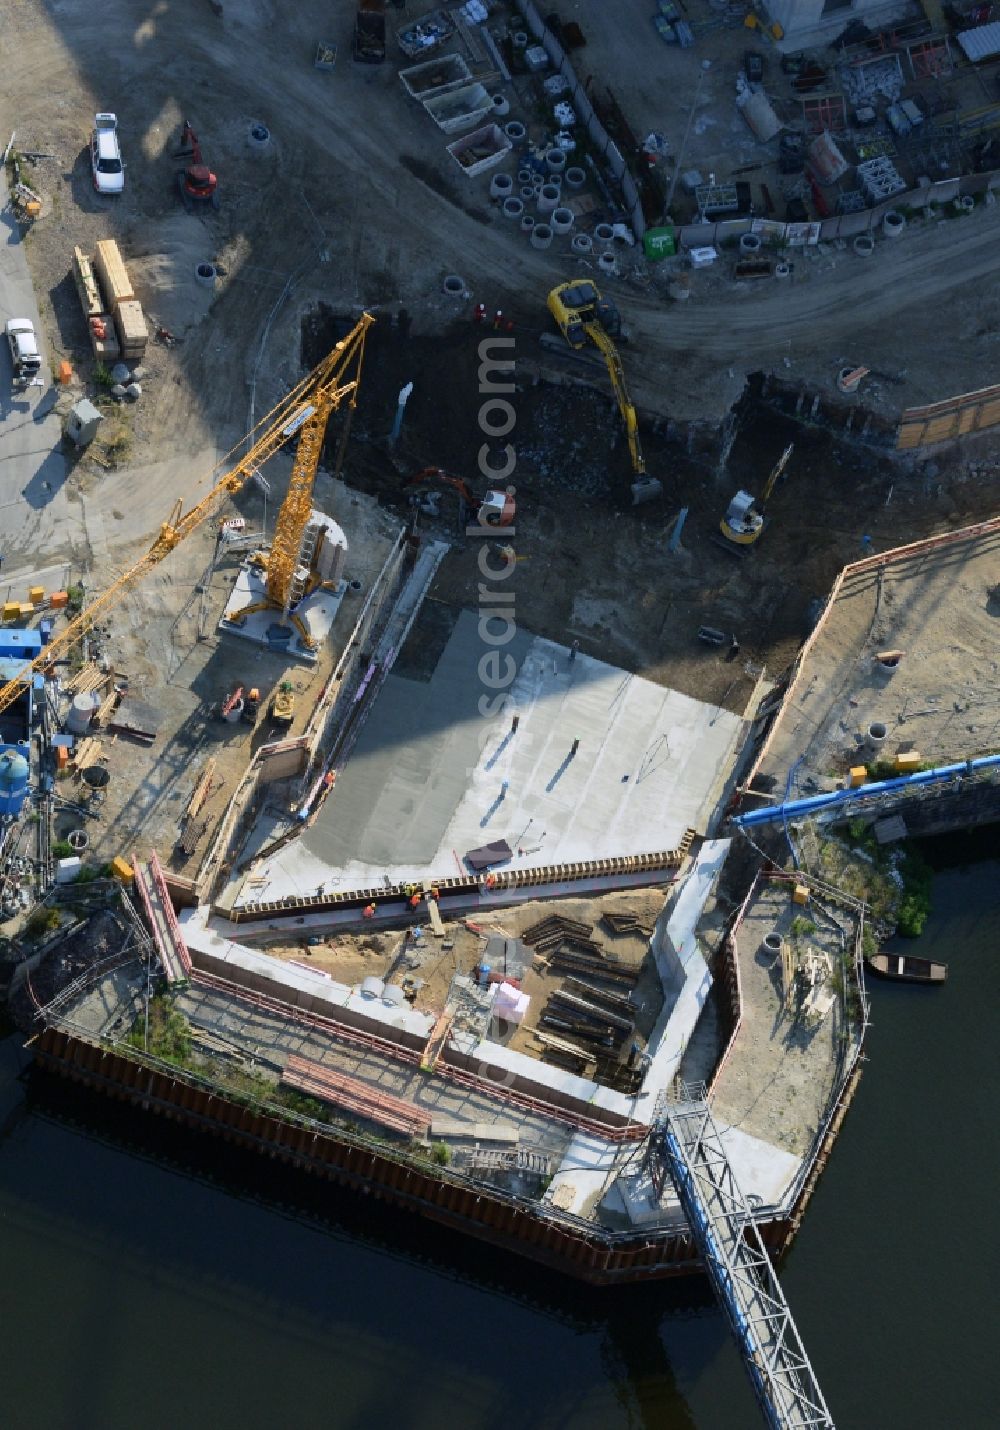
left=547, top=282, right=624, bottom=347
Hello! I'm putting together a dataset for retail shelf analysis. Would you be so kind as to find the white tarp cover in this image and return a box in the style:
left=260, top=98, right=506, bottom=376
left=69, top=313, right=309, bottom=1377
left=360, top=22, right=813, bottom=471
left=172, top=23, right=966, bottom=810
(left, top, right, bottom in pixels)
left=958, top=23, right=1000, bottom=63
left=494, top=981, right=530, bottom=1024
left=737, top=90, right=782, bottom=144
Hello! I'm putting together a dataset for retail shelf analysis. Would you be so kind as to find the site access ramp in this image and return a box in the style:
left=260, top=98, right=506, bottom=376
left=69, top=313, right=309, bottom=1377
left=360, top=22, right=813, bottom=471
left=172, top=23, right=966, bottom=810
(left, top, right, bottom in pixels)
left=659, top=1089, right=834, bottom=1430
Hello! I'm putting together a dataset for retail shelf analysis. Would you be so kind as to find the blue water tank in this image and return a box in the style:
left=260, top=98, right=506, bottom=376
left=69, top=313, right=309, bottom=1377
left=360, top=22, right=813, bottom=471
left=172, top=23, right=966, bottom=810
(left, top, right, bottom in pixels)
left=0, top=748, right=30, bottom=818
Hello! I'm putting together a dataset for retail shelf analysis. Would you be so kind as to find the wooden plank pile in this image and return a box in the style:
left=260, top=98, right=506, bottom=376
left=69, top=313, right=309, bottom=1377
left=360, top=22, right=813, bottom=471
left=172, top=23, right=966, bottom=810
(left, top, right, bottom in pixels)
left=282, top=1054, right=431, bottom=1138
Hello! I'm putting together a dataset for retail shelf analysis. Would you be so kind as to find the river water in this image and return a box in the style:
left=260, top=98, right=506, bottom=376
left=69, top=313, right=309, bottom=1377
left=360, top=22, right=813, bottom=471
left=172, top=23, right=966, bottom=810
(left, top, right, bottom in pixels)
left=1, top=848, right=996, bottom=1430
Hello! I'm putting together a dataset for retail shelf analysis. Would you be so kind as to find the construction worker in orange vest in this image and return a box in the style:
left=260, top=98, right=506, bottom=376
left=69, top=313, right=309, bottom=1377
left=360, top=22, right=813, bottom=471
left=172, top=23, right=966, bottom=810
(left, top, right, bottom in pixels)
left=363, top=902, right=376, bottom=919
left=409, top=892, right=421, bottom=910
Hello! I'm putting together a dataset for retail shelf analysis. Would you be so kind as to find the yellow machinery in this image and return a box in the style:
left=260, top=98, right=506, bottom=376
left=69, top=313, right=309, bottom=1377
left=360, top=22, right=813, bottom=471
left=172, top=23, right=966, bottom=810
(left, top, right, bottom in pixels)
left=230, top=315, right=372, bottom=646
left=0, top=313, right=374, bottom=722
left=718, top=442, right=794, bottom=550
left=546, top=281, right=661, bottom=503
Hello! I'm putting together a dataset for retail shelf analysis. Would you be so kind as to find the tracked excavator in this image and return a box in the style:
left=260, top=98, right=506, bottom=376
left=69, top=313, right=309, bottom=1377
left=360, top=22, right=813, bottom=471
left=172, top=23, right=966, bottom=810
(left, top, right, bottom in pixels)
left=546, top=281, right=661, bottom=505
left=718, top=442, right=794, bottom=552
left=404, top=467, right=515, bottom=528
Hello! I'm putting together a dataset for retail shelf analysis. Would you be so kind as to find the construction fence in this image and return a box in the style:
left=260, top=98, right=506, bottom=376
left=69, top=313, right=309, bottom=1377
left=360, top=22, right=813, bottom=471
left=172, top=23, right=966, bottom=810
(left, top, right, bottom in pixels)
left=897, top=379, right=1000, bottom=450
left=520, top=1, right=646, bottom=237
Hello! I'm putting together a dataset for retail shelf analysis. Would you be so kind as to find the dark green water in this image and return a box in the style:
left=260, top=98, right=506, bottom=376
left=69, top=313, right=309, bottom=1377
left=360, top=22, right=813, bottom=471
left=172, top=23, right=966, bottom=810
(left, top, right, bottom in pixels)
left=1, top=853, right=996, bottom=1430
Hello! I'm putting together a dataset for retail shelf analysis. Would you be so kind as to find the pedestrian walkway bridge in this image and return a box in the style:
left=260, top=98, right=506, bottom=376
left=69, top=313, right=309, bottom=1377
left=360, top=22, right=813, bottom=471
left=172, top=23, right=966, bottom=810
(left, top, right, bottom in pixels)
left=658, top=1089, right=834, bottom=1429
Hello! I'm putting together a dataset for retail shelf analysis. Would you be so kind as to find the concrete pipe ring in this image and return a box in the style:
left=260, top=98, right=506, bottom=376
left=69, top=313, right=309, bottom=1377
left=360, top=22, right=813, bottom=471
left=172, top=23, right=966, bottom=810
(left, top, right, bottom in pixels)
left=442, top=274, right=466, bottom=298
left=775, top=261, right=791, bottom=279
left=837, top=366, right=863, bottom=394
left=530, top=223, right=553, bottom=251
left=867, top=721, right=888, bottom=747
left=503, top=196, right=525, bottom=221
left=739, top=232, right=762, bottom=255
left=571, top=233, right=593, bottom=254
left=67, top=828, right=89, bottom=851
left=520, top=214, right=536, bottom=233
left=594, top=222, right=615, bottom=248
left=348, top=579, right=363, bottom=594
left=598, top=251, right=617, bottom=274
left=492, top=94, right=511, bottom=118
left=518, top=168, right=533, bottom=185
left=248, top=122, right=271, bottom=152
left=762, top=932, right=783, bottom=957
left=882, top=209, right=905, bottom=238
left=195, top=263, right=217, bottom=285
left=520, top=185, right=535, bottom=200
left=545, top=148, right=567, bottom=174
left=537, top=183, right=560, bottom=213
left=489, top=172, right=513, bottom=199
left=564, top=166, right=586, bottom=189
left=550, top=207, right=574, bottom=234
left=504, top=121, right=527, bottom=144
left=853, top=234, right=875, bottom=257
left=512, top=31, right=529, bottom=48
left=957, top=194, right=975, bottom=212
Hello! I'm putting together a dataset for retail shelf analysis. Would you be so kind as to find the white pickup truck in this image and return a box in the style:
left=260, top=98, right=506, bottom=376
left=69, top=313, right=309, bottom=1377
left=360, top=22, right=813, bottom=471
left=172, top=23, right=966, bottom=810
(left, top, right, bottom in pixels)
left=5, top=318, right=42, bottom=385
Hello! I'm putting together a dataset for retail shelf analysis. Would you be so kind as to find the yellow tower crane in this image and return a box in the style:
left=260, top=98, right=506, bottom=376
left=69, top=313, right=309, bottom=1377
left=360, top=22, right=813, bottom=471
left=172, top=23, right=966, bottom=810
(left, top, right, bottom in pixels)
left=0, top=313, right=374, bottom=722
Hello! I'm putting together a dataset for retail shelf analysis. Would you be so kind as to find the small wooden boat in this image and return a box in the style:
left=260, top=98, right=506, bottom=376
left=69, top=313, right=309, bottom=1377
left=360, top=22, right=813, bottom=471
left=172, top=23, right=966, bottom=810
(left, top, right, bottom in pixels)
left=865, top=952, right=948, bottom=984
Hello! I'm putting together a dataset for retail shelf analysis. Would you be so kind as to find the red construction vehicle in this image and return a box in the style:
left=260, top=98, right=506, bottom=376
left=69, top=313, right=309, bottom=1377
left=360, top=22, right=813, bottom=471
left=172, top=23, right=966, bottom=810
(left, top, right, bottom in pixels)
left=174, top=120, right=218, bottom=209
left=404, top=468, right=515, bottom=528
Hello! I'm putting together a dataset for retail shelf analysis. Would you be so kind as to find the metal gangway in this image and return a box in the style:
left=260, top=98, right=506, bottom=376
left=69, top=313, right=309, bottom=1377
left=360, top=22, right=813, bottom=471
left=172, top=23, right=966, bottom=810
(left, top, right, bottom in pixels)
left=659, top=1088, right=834, bottom=1430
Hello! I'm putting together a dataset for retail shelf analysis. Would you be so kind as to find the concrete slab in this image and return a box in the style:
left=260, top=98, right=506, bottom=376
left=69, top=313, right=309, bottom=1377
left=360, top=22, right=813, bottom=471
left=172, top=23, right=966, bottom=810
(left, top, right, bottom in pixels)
left=248, top=612, right=745, bottom=897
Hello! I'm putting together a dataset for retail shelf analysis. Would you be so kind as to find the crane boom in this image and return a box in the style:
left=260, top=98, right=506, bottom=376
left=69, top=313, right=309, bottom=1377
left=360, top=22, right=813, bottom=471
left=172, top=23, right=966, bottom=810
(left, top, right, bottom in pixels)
left=0, top=313, right=374, bottom=720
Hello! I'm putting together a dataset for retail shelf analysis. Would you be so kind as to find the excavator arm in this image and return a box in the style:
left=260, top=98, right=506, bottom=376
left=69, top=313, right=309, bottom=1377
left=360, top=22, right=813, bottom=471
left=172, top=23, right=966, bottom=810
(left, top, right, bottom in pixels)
left=0, top=313, right=373, bottom=720
left=583, top=321, right=645, bottom=476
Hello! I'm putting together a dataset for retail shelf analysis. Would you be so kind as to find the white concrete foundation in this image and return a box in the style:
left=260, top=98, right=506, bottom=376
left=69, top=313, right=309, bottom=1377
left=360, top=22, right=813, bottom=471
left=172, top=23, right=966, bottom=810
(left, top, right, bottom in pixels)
left=219, top=561, right=345, bottom=664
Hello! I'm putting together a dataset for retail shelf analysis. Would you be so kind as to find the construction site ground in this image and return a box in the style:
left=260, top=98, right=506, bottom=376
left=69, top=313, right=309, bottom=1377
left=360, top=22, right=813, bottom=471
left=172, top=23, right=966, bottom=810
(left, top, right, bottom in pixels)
left=711, top=881, right=847, bottom=1160
left=753, top=523, right=1000, bottom=794
left=262, top=886, right=668, bottom=1070
left=49, top=477, right=398, bottom=873
left=3, top=0, right=1000, bottom=880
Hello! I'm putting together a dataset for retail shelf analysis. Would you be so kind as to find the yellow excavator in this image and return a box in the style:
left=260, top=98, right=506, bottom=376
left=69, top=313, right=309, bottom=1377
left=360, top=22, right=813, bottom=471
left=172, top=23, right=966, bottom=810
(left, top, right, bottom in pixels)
left=718, top=442, right=794, bottom=552
left=546, top=281, right=661, bottom=504
left=0, top=314, right=374, bottom=725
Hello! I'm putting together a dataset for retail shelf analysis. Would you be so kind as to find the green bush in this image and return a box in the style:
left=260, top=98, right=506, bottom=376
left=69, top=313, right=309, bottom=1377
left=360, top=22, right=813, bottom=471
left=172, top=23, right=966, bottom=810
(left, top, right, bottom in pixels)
left=24, top=906, right=61, bottom=940
left=431, top=1141, right=451, bottom=1167
left=896, top=847, right=933, bottom=938
left=51, top=839, right=73, bottom=859
left=789, top=916, right=816, bottom=938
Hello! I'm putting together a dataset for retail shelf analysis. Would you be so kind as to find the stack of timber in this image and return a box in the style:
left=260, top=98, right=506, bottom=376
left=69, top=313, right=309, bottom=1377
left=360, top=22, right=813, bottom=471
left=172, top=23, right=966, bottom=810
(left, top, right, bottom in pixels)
left=72, top=246, right=119, bottom=361
left=281, top=1054, right=431, bottom=1138
left=91, top=238, right=148, bottom=361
